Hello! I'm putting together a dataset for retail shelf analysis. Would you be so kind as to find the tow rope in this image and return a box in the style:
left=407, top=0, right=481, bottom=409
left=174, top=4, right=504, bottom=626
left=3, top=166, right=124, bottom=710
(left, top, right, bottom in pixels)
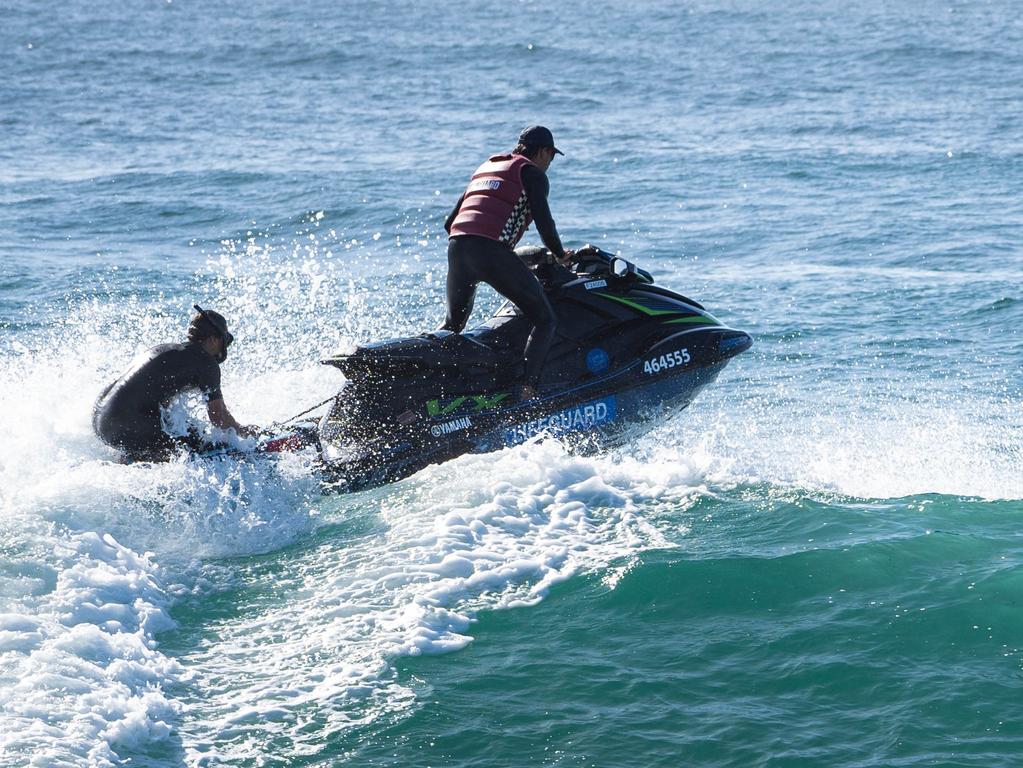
left=279, top=395, right=334, bottom=426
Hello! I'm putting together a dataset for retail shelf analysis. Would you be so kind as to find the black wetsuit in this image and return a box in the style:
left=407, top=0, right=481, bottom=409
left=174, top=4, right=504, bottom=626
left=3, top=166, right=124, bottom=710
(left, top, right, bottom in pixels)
left=92, top=342, right=223, bottom=461
left=443, top=164, right=565, bottom=389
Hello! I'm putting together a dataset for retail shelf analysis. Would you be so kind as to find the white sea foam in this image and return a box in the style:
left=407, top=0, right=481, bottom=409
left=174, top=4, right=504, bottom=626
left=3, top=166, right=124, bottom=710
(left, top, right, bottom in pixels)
left=667, top=376, right=1023, bottom=501
left=177, top=440, right=685, bottom=765
left=0, top=445, right=323, bottom=766
left=0, top=531, right=181, bottom=767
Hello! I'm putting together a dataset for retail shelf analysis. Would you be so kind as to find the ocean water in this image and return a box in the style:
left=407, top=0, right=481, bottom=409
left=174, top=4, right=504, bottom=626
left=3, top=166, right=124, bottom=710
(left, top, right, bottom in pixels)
left=2, top=0, right=1022, bottom=765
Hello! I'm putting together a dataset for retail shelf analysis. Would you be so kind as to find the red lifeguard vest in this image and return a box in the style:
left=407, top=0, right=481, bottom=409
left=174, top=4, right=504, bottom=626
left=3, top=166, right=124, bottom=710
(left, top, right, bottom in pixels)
left=448, top=154, right=534, bottom=247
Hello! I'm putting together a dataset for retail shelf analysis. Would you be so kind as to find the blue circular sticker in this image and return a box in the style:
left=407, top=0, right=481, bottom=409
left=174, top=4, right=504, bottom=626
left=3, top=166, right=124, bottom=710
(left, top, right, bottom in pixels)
left=586, top=347, right=610, bottom=374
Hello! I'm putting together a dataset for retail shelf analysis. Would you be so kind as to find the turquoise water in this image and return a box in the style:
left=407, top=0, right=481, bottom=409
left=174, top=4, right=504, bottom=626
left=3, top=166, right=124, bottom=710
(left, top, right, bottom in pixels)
left=2, top=1, right=1022, bottom=765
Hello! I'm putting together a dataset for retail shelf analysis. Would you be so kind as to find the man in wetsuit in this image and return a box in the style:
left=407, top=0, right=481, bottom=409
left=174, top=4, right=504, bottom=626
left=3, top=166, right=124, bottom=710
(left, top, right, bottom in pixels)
left=443, top=125, right=572, bottom=400
left=92, top=306, right=257, bottom=462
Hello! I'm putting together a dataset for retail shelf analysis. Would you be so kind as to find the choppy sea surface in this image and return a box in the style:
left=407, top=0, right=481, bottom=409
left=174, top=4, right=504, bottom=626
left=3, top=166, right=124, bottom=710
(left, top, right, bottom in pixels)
left=2, top=1, right=1022, bottom=765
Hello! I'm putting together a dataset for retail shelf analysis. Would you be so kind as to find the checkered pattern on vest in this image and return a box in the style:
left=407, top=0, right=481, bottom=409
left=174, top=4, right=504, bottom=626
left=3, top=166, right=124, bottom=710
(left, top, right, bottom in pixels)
left=500, top=189, right=531, bottom=246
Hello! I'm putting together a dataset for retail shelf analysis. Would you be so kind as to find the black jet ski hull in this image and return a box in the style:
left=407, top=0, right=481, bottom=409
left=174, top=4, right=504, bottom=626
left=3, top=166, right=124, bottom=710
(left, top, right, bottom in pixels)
left=317, top=329, right=749, bottom=491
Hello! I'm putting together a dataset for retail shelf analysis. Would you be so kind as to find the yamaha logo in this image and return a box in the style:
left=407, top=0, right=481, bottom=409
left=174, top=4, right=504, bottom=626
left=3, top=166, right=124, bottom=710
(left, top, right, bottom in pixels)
left=430, top=416, right=473, bottom=437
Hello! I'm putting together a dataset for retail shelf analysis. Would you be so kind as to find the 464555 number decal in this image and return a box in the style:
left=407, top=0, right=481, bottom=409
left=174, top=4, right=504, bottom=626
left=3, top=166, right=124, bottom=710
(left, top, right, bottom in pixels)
left=643, top=348, right=690, bottom=375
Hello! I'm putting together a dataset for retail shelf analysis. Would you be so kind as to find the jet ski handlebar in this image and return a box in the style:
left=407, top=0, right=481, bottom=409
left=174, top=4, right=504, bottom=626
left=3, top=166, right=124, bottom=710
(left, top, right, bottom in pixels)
left=566, top=244, right=655, bottom=284
left=519, top=243, right=654, bottom=286
left=515, top=244, right=653, bottom=284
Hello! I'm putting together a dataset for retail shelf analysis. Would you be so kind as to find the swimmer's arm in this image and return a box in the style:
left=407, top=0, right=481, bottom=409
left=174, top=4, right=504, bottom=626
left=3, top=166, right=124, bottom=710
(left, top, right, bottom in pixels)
left=208, top=398, right=258, bottom=438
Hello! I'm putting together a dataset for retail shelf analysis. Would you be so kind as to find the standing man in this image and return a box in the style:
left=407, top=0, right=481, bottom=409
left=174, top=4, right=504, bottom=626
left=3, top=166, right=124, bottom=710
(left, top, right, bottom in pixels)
left=93, top=305, right=257, bottom=462
left=443, top=125, right=572, bottom=400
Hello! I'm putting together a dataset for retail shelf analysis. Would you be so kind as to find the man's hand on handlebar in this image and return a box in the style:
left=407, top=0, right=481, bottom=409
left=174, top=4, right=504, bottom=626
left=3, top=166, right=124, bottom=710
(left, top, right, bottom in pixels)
left=555, top=249, right=575, bottom=266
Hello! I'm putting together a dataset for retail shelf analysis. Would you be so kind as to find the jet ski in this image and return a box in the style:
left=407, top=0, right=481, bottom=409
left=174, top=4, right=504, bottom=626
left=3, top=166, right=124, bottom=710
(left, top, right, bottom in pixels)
left=297, top=244, right=752, bottom=491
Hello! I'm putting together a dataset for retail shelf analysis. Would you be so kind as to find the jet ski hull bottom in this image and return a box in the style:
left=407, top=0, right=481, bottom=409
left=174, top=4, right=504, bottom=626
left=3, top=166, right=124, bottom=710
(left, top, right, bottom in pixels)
left=315, top=357, right=734, bottom=492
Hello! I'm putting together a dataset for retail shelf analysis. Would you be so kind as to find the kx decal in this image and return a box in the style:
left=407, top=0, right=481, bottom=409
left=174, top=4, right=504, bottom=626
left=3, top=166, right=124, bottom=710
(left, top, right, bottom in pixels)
left=426, top=393, right=511, bottom=417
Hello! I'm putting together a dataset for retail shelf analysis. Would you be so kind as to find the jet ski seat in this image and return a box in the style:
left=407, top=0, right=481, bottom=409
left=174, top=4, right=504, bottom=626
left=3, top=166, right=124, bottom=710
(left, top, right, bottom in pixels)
left=323, top=330, right=517, bottom=377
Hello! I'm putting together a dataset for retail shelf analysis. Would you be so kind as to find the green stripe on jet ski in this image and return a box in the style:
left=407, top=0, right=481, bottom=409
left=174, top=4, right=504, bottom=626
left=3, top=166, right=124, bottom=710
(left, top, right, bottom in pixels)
left=663, top=316, right=721, bottom=326
left=596, top=293, right=679, bottom=316
left=596, top=293, right=720, bottom=324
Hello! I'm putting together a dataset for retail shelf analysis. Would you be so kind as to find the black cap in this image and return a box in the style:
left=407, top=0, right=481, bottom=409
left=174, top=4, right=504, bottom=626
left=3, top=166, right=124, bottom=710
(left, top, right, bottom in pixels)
left=519, top=125, right=564, bottom=155
left=191, top=305, right=234, bottom=348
